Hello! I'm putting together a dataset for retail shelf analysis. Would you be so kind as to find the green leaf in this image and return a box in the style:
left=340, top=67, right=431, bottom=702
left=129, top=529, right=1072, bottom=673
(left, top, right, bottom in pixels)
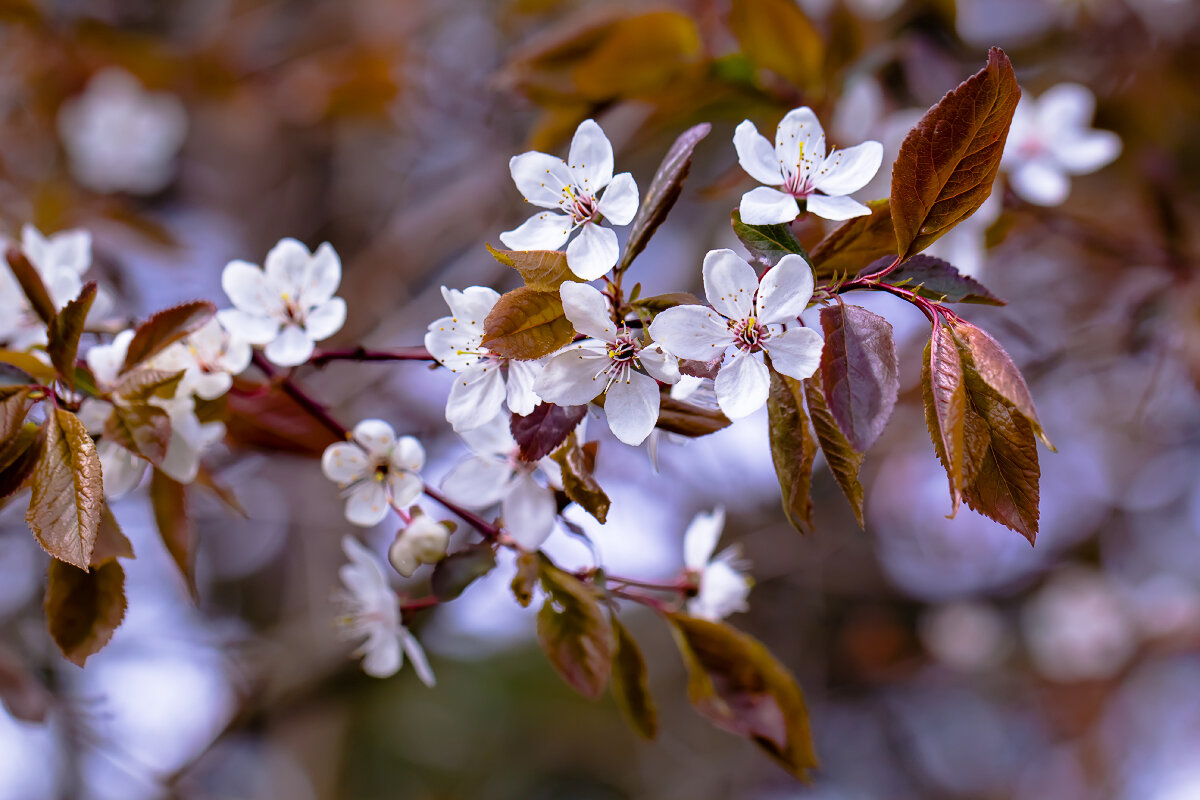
left=103, top=403, right=171, bottom=466
left=4, top=246, right=56, bottom=326
left=511, top=551, right=539, bottom=608
left=818, top=304, right=899, bottom=453
left=731, top=209, right=809, bottom=270
left=150, top=468, right=194, bottom=595
left=808, top=199, right=895, bottom=281
left=486, top=245, right=573, bottom=291
left=511, top=403, right=587, bottom=462
left=121, top=301, right=216, bottom=374
left=26, top=409, right=103, bottom=570
left=804, top=373, right=865, bottom=527
left=668, top=614, right=818, bottom=780
left=537, top=560, right=615, bottom=699
left=872, top=254, right=1003, bottom=305
left=430, top=544, right=497, bottom=602
left=45, top=558, right=126, bottom=666
left=617, top=122, right=711, bottom=271
left=482, top=286, right=575, bottom=360
left=0, top=422, right=43, bottom=501
left=0, top=385, right=37, bottom=447
left=610, top=616, right=658, bottom=739
left=46, top=282, right=97, bottom=391
left=92, top=503, right=134, bottom=567
left=950, top=319, right=1052, bottom=449
left=923, top=320, right=968, bottom=514
left=550, top=433, right=610, bottom=524
left=729, top=0, right=824, bottom=91
left=767, top=368, right=816, bottom=533
left=890, top=48, right=1020, bottom=260
left=655, top=394, right=732, bottom=437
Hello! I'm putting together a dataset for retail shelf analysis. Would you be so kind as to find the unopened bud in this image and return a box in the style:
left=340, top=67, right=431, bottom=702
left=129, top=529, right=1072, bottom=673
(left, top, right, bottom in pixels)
left=388, top=515, right=451, bottom=577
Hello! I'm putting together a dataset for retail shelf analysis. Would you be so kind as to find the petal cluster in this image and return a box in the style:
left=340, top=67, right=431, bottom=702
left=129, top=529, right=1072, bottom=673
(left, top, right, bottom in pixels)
left=682, top=507, right=752, bottom=621
left=322, top=419, right=425, bottom=527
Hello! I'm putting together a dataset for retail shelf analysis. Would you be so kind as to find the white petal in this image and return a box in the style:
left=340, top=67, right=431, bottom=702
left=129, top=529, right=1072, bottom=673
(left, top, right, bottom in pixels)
left=499, top=211, right=572, bottom=252
left=1051, top=130, right=1121, bottom=175
left=505, top=360, right=543, bottom=416
left=502, top=472, right=557, bottom=550
left=389, top=435, right=426, bottom=473
left=1009, top=160, right=1070, bottom=206
left=509, top=151, right=574, bottom=209
left=567, top=119, right=614, bottom=192
left=639, top=344, right=680, bottom=385
left=534, top=346, right=608, bottom=406
left=755, top=253, right=814, bottom=326
left=702, top=249, right=759, bottom=320
left=216, top=309, right=279, bottom=346
left=648, top=305, right=734, bottom=361
left=734, top=119, right=785, bottom=185
left=40, top=228, right=91, bottom=274
left=263, top=238, right=313, bottom=297
left=459, top=413, right=517, bottom=458
left=424, top=321, right=484, bottom=373
left=559, top=281, right=615, bottom=341
left=387, top=470, right=423, bottom=508
left=303, top=297, right=346, bottom=341
left=714, top=351, right=769, bottom=419
left=806, top=193, right=872, bottom=221
left=683, top=506, right=727, bottom=570
left=85, top=329, right=133, bottom=386
left=263, top=324, right=314, bottom=366
left=445, top=367, right=507, bottom=432
left=691, top=559, right=751, bottom=620
left=303, top=242, right=342, bottom=304
left=764, top=326, right=824, bottom=381
left=360, top=628, right=403, bottom=678
left=221, top=260, right=280, bottom=316
left=441, top=455, right=514, bottom=509
left=812, top=141, right=883, bottom=196
left=353, top=419, right=397, bottom=458
left=442, top=285, right=499, bottom=324
left=1035, top=83, right=1096, bottom=139
left=99, top=442, right=147, bottom=498
left=604, top=370, right=660, bottom=446
left=565, top=222, right=618, bottom=280
left=738, top=186, right=801, bottom=226
left=400, top=628, right=437, bottom=687
left=345, top=481, right=390, bottom=527
left=322, top=442, right=371, bottom=483
left=775, top=106, right=825, bottom=180
left=596, top=172, right=638, bottom=226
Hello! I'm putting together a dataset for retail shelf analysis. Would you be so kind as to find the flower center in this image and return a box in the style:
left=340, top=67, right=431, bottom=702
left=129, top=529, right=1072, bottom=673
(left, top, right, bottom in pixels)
left=563, top=186, right=600, bottom=225
left=729, top=317, right=769, bottom=353
left=596, top=331, right=645, bottom=391
left=783, top=142, right=812, bottom=198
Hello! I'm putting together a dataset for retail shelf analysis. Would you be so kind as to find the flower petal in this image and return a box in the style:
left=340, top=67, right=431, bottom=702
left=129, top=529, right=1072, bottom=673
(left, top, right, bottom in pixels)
left=304, top=297, right=346, bottom=341
left=400, top=628, right=437, bottom=687
left=690, top=558, right=751, bottom=620
left=442, top=285, right=499, bottom=325
left=775, top=106, right=825, bottom=181
left=387, top=470, right=423, bottom=508
left=755, top=253, right=814, bottom=326
left=85, top=329, right=133, bottom=386
left=1035, top=83, right=1096, bottom=139
left=510, top=151, right=574, bottom=209
left=442, top=455, right=514, bottom=509
left=322, top=442, right=371, bottom=484
left=345, top=481, right=390, bottom=527
left=1009, top=160, right=1070, bottom=206
left=500, top=211, right=572, bottom=253
left=425, top=320, right=484, bottom=373
left=812, top=140, right=883, bottom=196
left=534, top=345, right=608, bottom=406
left=1051, top=130, right=1121, bottom=175
left=565, top=222, right=618, bottom=280
left=559, top=281, right=615, bottom=341
left=702, top=249, right=759, bottom=320
left=353, top=419, right=397, bottom=458
left=648, top=305, right=734, bottom=361
left=98, top=442, right=147, bottom=498
left=639, top=343, right=680, bottom=385
left=604, top=370, right=660, bottom=446
left=596, top=172, right=638, bottom=226
left=805, top=193, right=872, bottom=221
left=216, top=308, right=279, bottom=346
left=714, top=351, right=769, bottom=419
left=390, top=435, right=425, bottom=473
left=360, top=627, right=402, bottom=678
left=764, top=326, right=823, bottom=381
left=445, top=366, right=507, bottom=432
left=738, top=186, right=801, bottom=226
left=505, top=360, right=543, bottom=416
left=303, top=242, right=342, bottom=304
left=221, top=260, right=279, bottom=316
left=734, top=119, right=785, bottom=185
left=502, top=472, right=557, bottom=550
left=264, top=323, right=313, bottom=366
left=567, top=119, right=614, bottom=192
left=263, top=238, right=313, bottom=297
left=683, top=506, right=726, bottom=570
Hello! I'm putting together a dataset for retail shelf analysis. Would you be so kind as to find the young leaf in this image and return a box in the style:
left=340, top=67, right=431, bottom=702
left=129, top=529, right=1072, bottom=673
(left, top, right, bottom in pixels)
left=45, top=559, right=127, bottom=666
left=46, top=282, right=97, bottom=390
left=729, top=0, right=824, bottom=92
left=150, top=468, right=194, bottom=595
left=731, top=209, right=810, bottom=270
left=0, top=350, right=57, bottom=383
left=804, top=374, right=865, bottom=527
left=610, top=616, right=658, bottom=739
left=121, top=300, right=217, bottom=374
left=890, top=48, right=1020, bottom=259
left=809, top=199, right=894, bottom=280
left=482, top=286, right=575, bottom=360
left=113, top=368, right=185, bottom=403
left=655, top=394, right=732, bottom=437
left=103, top=403, right=171, bottom=466
left=617, top=122, right=712, bottom=271
left=486, top=244, right=573, bottom=291
left=766, top=368, right=816, bottom=533
left=668, top=613, right=818, bottom=780
left=511, top=551, right=540, bottom=608
left=550, top=433, right=610, bottom=524
left=92, top=504, right=135, bottom=567
left=872, top=254, right=1003, bottom=305
left=0, top=385, right=37, bottom=447
left=430, top=544, right=497, bottom=602
left=819, top=304, right=900, bottom=453
left=4, top=247, right=56, bottom=326
left=950, top=319, right=1052, bottom=448
left=26, top=409, right=103, bottom=570
left=0, top=423, right=43, bottom=501
left=537, top=560, right=616, bottom=699
left=511, top=403, right=587, bottom=462
left=923, top=320, right=968, bottom=513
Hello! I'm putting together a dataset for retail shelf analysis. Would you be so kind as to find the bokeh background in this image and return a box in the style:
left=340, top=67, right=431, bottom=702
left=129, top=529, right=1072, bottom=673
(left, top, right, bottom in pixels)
left=1, top=0, right=1199, bottom=797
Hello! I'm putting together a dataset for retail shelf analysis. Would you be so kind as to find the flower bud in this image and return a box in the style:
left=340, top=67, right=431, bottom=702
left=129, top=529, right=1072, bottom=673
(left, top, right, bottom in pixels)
left=388, top=515, right=450, bottom=577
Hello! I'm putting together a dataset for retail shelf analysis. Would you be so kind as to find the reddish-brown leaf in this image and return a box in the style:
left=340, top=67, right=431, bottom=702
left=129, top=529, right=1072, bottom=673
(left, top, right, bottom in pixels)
left=0, top=422, right=43, bottom=501
left=804, top=373, right=865, bottom=527
left=511, top=403, right=587, bottom=462
left=610, top=616, right=658, bottom=739
left=537, top=560, right=615, bottom=699
left=0, top=385, right=37, bottom=447
left=26, top=409, right=103, bottom=570
left=92, top=503, right=135, bottom=567
left=45, top=559, right=127, bottom=666
left=486, top=245, right=573, bottom=291
left=103, top=403, right=172, bottom=466
left=150, top=468, right=194, bottom=595
left=923, top=320, right=968, bottom=513
left=482, top=287, right=575, bottom=360
left=5, top=247, right=56, bottom=326
left=121, top=300, right=216, bottom=374
left=655, top=394, right=731, bottom=437
left=767, top=368, right=816, bottom=534
left=550, top=433, right=610, bottom=524
left=47, top=282, right=97, bottom=391
left=819, top=304, right=899, bottom=453
left=950, top=319, right=1052, bottom=448
left=224, top=377, right=340, bottom=456
left=872, top=254, right=1003, bottom=305
left=809, top=199, right=894, bottom=280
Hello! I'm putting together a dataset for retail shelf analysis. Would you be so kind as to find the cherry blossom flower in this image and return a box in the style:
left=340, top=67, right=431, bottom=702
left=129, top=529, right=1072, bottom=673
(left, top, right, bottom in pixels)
left=154, top=318, right=252, bottom=401
left=734, top=106, right=882, bottom=223
left=440, top=415, right=558, bottom=551
left=424, top=286, right=543, bottom=432
left=218, top=238, right=347, bottom=367
left=534, top=282, right=679, bottom=446
left=57, top=67, right=187, bottom=195
left=335, top=535, right=435, bottom=683
left=321, top=420, right=424, bottom=527
left=682, top=507, right=752, bottom=620
left=388, top=514, right=452, bottom=577
left=1002, top=83, right=1122, bottom=207
left=648, top=250, right=823, bottom=419
left=500, top=119, right=639, bottom=280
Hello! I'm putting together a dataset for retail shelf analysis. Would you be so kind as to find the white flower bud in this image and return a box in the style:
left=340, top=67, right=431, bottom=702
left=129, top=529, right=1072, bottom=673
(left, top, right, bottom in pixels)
left=388, top=516, right=450, bottom=577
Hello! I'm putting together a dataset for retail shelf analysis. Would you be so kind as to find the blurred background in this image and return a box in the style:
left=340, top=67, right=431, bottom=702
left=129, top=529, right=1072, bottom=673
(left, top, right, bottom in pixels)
left=1, top=0, right=1199, bottom=797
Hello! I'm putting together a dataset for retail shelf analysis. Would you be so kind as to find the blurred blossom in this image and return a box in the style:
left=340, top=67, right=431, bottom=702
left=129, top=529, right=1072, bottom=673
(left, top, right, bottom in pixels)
left=1123, top=574, right=1200, bottom=640
left=1022, top=567, right=1137, bottom=682
left=153, top=318, right=252, bottom=402
left=919, top=600, right=1012, bottom=672
left=683, top=506, right=753, bottom=620
left=57, top=68, right=187, bottom=195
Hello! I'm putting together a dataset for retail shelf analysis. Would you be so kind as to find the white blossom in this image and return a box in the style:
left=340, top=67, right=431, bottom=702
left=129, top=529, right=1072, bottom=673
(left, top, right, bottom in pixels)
left=424, top=286, right=543, bottom=432
left=683, top=507, right=751, bottom=620
left=1021, top=568, right=1137, bottom=682
left=335, top=535, right=435, bottom=683
left=1002, top=83, right=1122, bottom=207
left=321, top=419, right=424, bottom=528
left=153, top=317, right=252, bottom=401
left=440, top=415, right=558, bottom=551
left=534, top=282, right=679, bottom=446
left=649, top=250, right=823, bottom=419
left=388, top=514, right=452, bottom=578
left=734, top=106, right=882, bottom=223
left=218, top=238, right=347, bottom=367
left=57, top=67, right=187, bottom=195
left=500, top=119, right=639, bottom=280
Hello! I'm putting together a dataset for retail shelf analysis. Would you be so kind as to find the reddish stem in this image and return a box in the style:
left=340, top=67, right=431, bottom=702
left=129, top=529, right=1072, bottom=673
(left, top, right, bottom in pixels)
left=309, top=346, right=435, bottom=367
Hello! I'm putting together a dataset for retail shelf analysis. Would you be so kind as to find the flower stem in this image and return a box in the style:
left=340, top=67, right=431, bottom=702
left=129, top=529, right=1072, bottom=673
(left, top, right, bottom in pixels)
left=308, top=346, right=436, bottom=367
